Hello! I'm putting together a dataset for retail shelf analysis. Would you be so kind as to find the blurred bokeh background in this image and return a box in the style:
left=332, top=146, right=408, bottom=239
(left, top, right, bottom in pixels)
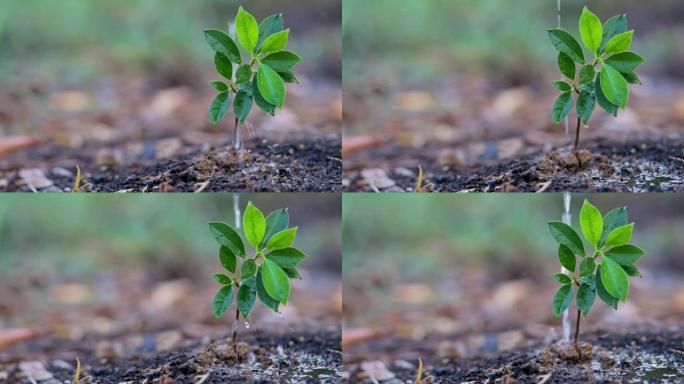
left=343, top=0, right=684, bottom=168
left=343, top=194, right=684, bottom=358
left=0, top=0, right=341, bottom=167
left=0, top=194, right=341, bottom=347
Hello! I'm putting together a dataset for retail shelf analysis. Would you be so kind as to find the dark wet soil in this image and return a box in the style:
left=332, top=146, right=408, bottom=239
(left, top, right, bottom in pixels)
left=344, top=138, right=684, bottom=192
left=1, top=135, right=341, bottom=192
left=1, top=327, right=342, bottom=384
left=345, top=327, right=684, bottom=383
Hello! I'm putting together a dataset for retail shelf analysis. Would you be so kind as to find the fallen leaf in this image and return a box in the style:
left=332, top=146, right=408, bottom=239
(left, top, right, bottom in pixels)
left=342, top=135, right=383, bottom=157
left=361, top=169, right=396, bottom=191
left=19, top=169, right=54, bottom=190
left=0, top=328, right=41, bottom=349
left=19, top=361, right=53, bottom=381
left=342, top=328, right=383, bottom=349
left=0, top=136, right=41, bottom=158
left=361, top=361, right=395, bottom=382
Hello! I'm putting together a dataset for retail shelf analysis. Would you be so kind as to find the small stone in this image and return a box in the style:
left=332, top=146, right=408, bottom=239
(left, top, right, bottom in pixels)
left=361, top=361, right=395, bottom=381
left=19, top=361, right=53, bottom=381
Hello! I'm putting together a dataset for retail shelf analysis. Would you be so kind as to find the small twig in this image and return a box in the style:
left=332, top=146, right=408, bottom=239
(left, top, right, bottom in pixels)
left=536, top=180, right=553, bottom=193
left=670, top=348, right=684, bottom=356
left=669, top=156, right=684, bottom=164
left=537, top=371, right=553, bottom=384
left=415, top=357, right=424, bottom=384
left=194, top=180, right=211, bottom=193
left=195, top=370, right=211, bottom=384
left=415, top=165, right=425, bottom=192
left=327, top=156, right=343, bottom=163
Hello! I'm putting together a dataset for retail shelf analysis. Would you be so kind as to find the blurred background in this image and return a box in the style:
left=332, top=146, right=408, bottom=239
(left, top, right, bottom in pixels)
left=343, top=193, right=684, bottom=359
left=343, top=0, right=684, bottom=168
left=0, top=194, right=341, bottom=354
left=0, top=0, right=341, bottom=167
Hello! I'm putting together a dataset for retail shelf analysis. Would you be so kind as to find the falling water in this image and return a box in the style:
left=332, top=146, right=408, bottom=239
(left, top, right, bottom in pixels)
left=234, top=122, right=242, bottom=151
left=244, top=321, right=250, bottom=329
left=233, top=193, right=241, bottom=230
left=558, top=0, right=570, bottom=136
left=561, top=192, right=572, bottom=342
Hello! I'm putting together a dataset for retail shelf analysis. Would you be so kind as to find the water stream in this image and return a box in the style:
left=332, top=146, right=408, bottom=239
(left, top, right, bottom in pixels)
left=557, top=0, right=570, bottom=136
left=232, top=193, right=241, bottom=337
left=561, top=192, right=572, bottom=342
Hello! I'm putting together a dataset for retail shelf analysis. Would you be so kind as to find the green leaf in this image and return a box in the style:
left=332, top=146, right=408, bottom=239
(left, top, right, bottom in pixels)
left=557, top=52, right=576, bottom=80
left=579, top=65, right=596, bottom=86
left=260, top=29, right=289, bottom=55
left=214, top=52, right=233, bottom=80
left=553, top=273, right=572, bottom=285
left=262, top=51, right=303, bottom=72
left=605, top=244, right=645, bottom=265
left=261, top=209, right=289, bottom=248
left=257, top=63, right=286, bottom=108
left=243, top=201, right=266, bottom=249
left=600, top=64, right=629, bottom=108
left=213, top=273, right=232, bottom=285
left=209, top=222, right=245, bottom=257
left=576, top=90, right=596, bottom=125
left=605, top=223, right=634, bottom=248
left=580, top=199, right=603, bottom=246
left=219, top=246, right=237, bottom=273
left=252, top=78, right=276, bottom=116
left=558, top=245, right=576, bottom=272
left=212, top=284, right=234, bottom=319
left=579, top=7, right=603, bottom=55
left=256, top=268, right=279, bottom=312
left=266, top=227, right=298, bottom=250
left=553, top=81, right=571, bottom=92
left=595, top=269, right=619, bottom=309
left=551, top=284, right=573, bottom=316
left=241, top=259, right=257, bottom=280
left=266, top=247, right=308, bottom=268
left=621, top=264, right=642, bottom=277
left=236, top=6, right=259, bottom=55
left=209, top=92, right=231, bottom=124
left=579, top=257, right=596, bottom=278
left=548, top=222, right=585, bottom=257
left=278, top=71, right=299, bottom=84
left=282, top=267, right=302, bottom=279
left=599, top=207, right=628, bottom=247
left=237, top=278, right=256, bottom=319
left=600, top=257, right=629, bottom=301
left=576, top=282, right=596, bottom=317
left=599, top=14, right=628, bottom=55
left=209, top=80, right=229, bottom=92
left=262, top=258, right=290, bottom=304
left=257, top=13, right=284, bottom=50
left=204, top=29, right=242, bottom=64
left=233, top=90, right=253, bottom=124
left=595, top=77, right=618, bottom=117
left=551, top=92, right=573, bottom=124
left=548, top=28, right=585, bottom=64
left=236, top=65, right=253, bottom=84
left=604, top=30, right=634, bottom=55
left=604, top=52, right=646, bottom=74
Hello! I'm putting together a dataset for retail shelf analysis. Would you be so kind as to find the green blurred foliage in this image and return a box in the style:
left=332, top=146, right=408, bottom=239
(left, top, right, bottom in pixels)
left=343, top=0, right=684, bottom=87
left=0, top=194, right=340, bottom=280
left=0, top=0, right=340, bottom=82
left=343, top=194, right=684, bottom=281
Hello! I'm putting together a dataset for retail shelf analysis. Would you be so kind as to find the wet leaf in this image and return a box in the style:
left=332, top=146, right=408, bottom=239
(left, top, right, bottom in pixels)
left=600, top=257, right=629, bottom=301
left=209, top=80, right=229, bottom=92
left=579, top=7, right=603, bottom=54
left=261, top=209, right=289, bottom=248
left=553, top=81, right=571, bottom=92
left=209, top=92, right=231, bottom=124
left=260, top=29, right=289, bottom=55
left=600, top=64, right=629, bottom=108
left=265, top=227, right=297, bottom=250
left=236, top=6, right=259, bottom=54
left=551, top=284, right=573, bottom=316
left=600, top=14, right=628, bottom=54
left=282, top=267, right=302, bottom=279
left=553, top=273, right=572, bottom=285
left=580, top=199, right=603, bottom=246
left=212, top=284, right=234, bottom=319
left=243, top=201, right=266, bottom=249
left=558, top=245, right=576, bottom=272
left=548, top=222, right=585, bottom=256
left=256, top=268, right=279, bottom=312
left=209, top=222, right=245, bottom=257
left=576, top=90, right=596, bottom=125
left=214, top=52, right=233, bottom=80
left=257, top=13, right=284, bottom=50
left=220, top=246, right=237, bottom=273
left=605, top=52, right=646, bottom=74
left=596, top=269, right=619, bottom=309
left=558, top=52, right=576, bottom=79
left=576, top=282, right=596, bottom=317
left=233, top=90, right=253, bottom=124
left=579, top=257, right=596, bottom=278
left=605, top=223, right=634, bottom=248
left=262, top=258, right=290, bottom=304
left=605, top=244, right=645, bottom=265
left=596, top=77, right=618, bottom=117
left=266, top=247, right=308, bottom=268
left=237, top=278, right=256, bottom=319
left=548, top=28, right=585, bottom=64
left=213, top=273, right=232, bottom=285
left=579, top=65, right=596, bottom=86
left=599, top=207, right=628, bottom=247
left=262, top=51, right=303, bottom=72
left=204, top=29, right=241, bottom=64
left=241, top=259, right=257, bottom=280
left=551, top=92, right=573, bottom=124
left=252, top=78, right=276, bottom=116
left=604, top=30, right=634, bottom=55
left=257, top=63, right=286, bottom=107
left=236, top=65, right=253, bottom=84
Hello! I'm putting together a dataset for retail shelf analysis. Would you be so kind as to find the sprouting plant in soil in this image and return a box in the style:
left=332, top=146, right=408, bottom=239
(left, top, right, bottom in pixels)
left=549, top=7, right=645, bottom=160
left=548, top=199, right=645, bottom=349
left=204, top=6, right=302, bottom=149
left=209, top=201, right=308, bottom=350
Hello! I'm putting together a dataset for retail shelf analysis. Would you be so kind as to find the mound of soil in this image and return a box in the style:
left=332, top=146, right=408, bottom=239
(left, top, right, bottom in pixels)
left=345, top=327, right=684, bottom=383
left=0, top=135, right=342, bottom=192
left=1, top=328, right=342, bottom=383
left=344, top=138, right=684, bottom=192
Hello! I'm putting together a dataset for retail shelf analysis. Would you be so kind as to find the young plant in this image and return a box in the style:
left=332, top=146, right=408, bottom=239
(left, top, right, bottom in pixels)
left=209, top=202, right=308, bottom=347
left=549, top=7, right=645, bottom=156
left=204, top=7, right=303, bottom=147
left=548, top=199, right=645, bottom=347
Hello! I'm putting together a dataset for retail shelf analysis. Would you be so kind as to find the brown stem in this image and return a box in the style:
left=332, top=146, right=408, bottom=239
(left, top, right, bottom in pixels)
left=573, top=308, right=583, bottom=359
left=573, top=116, right=581, bottom=154
left=232, top=280, right=241, bottom=354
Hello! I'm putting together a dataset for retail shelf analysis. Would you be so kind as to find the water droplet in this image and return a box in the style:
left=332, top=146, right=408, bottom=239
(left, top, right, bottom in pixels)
left=278, top=312, right=284, bottom=318
left=244, top=321, right=250, bottom=329
left=233, top=193, right=241, bottom=230
left=583, top=124, right=589, bottom=129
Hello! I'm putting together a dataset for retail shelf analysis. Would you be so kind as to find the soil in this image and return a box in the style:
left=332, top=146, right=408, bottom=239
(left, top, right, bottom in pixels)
left=344, top=138, right=684, bottom=192
left=0, top=135, right=342, bottom=192
left=344, top=327, right=684, bottom=383
left=1, top=327, right=342, bottom=383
